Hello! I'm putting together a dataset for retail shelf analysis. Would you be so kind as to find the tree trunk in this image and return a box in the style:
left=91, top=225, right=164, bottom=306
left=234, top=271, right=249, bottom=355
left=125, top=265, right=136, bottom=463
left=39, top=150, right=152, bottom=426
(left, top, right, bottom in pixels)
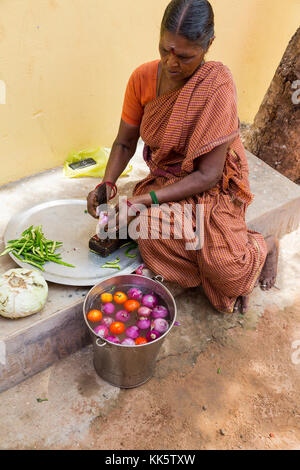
left=244, top=28, right=300, bottom=183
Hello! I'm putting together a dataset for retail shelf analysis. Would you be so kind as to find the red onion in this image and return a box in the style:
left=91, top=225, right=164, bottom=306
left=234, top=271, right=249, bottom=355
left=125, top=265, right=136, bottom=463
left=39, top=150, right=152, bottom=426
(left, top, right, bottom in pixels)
left=115, top=310, right=131, bottom=322
left=102, top=302, right=115, bottom=315
left=99, top=211, right=108, bottom=225
left=151, top=318, right=169, bottom=334
left=151, top=305, right=168, bottom=319
left=136, top=317, right=151, bottom=330
left=142, top=294, right=158, bottom=309
left=101, top=316, right=114, bottom=328
left=127, top=287, right=143, bottom=301
left=146, top=330, right=161, bottom=342
left=135, top=264, right=145, bottom=276
left=94, top=325, right=109, bottom=338
left=125, top=325, right=140, bottom=339
left=137, top=306, right=152, bottom=318
left=106, top=335, right=120, bottom=344
left=121, top=338, right=136, bottom=346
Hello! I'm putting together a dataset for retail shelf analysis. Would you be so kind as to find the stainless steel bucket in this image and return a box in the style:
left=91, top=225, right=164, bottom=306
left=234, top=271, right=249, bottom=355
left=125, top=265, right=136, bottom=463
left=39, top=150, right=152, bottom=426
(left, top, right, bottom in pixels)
left=83, top=274, right=177, bottom=388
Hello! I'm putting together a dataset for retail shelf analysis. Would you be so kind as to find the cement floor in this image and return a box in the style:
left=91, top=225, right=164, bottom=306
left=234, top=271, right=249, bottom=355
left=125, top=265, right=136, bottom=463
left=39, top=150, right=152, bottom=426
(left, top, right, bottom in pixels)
left=0, top=226, right=299, bottom=450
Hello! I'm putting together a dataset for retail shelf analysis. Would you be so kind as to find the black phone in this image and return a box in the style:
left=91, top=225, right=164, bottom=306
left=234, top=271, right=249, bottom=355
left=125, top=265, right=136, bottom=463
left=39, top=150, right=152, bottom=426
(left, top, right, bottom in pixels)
left=68, top=158, right=97, bottom=170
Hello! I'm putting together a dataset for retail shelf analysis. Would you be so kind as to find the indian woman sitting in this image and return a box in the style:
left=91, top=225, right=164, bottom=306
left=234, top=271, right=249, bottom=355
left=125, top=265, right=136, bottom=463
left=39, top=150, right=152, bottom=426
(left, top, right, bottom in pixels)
left=87, top=0, right=279, bottom=315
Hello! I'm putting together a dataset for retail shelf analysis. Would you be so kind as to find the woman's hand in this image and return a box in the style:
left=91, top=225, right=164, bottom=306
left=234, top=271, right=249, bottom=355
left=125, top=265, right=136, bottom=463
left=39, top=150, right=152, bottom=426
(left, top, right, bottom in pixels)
left=106, top=197, right=141, bottom=235
left=87, top=188, right=99, bottom=219
left=87, top=184, right=113, bottom=219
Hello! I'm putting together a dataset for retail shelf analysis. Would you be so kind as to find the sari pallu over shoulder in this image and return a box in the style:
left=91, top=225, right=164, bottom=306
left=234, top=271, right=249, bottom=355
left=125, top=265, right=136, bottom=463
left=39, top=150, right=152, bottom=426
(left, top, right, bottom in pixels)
left=137, top=61, right=253, bottom=205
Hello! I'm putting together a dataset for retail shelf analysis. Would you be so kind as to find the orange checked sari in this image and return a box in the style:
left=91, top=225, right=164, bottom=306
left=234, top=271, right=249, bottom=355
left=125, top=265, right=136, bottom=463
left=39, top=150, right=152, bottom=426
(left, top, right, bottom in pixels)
left=127, top=60, right=267, bottom=313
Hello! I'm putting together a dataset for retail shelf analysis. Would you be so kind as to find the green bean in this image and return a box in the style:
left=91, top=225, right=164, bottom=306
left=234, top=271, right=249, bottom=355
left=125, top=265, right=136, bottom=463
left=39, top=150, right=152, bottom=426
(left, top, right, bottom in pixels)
left=1, top=225, right=75, bottom=271
left=0, top=247, right=14, bottom=256
left=25, top=259, right=45, bottom=271
left=120, top=242, right=133, bottom=249
left=49, top=259, right=75, bottom=268
left=101, top=264, right=121, bottom=270
left=125, top=245, right=138, bottom=258
left=105, top=257, right=120, bottom=265
left=17, top=241, right=28, bottom=256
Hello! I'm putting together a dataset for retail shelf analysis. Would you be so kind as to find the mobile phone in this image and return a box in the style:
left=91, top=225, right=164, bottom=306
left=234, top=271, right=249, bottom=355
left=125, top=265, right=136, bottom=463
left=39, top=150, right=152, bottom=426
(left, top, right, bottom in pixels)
left=68, top=158, right=97, bottom=170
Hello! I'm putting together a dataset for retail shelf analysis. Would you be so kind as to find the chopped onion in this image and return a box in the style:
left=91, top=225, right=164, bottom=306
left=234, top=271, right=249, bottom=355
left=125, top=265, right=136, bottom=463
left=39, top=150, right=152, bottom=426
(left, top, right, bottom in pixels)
left=135, top=264, right=145, bottom=276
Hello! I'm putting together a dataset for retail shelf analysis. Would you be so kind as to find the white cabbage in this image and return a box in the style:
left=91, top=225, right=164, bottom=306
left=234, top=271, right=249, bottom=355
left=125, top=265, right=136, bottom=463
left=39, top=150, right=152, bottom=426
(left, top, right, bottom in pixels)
left=0, top=268, right=48, bottom=319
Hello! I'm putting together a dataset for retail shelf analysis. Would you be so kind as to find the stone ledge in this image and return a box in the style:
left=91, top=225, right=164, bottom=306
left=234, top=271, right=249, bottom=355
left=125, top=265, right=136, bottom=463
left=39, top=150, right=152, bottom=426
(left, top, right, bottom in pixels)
left=0, top=299, right=90, bottom=393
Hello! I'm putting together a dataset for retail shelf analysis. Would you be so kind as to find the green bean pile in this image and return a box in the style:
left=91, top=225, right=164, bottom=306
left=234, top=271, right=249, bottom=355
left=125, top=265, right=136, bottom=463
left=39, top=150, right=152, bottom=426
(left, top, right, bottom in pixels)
left=0, top=225, right=75, bottom=271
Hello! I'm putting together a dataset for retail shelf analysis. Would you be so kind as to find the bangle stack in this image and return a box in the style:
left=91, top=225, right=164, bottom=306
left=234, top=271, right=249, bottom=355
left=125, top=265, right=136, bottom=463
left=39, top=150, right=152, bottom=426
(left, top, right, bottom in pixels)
left=95, top=181, right=117, bottom=200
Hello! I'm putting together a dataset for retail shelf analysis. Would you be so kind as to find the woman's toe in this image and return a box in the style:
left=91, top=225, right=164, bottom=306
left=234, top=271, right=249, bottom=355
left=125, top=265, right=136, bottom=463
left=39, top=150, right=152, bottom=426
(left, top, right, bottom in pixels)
left=241, top=296, right=249, bottom=314
left=234, top=297, right=241, bottom=312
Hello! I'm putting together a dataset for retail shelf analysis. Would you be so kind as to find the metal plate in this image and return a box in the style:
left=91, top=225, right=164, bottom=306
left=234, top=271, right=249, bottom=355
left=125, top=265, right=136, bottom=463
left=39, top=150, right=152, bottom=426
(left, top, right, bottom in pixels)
left=4, top=200, right=142, bottom=286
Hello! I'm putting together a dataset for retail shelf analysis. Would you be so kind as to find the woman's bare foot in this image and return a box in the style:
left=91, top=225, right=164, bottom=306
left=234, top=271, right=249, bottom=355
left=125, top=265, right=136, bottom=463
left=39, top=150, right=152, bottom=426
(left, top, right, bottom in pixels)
left=233, top=296, right=249, bottom=314
left=233, top=236, right=278, bottom=314
left=259, top=235, right=279, bottom=291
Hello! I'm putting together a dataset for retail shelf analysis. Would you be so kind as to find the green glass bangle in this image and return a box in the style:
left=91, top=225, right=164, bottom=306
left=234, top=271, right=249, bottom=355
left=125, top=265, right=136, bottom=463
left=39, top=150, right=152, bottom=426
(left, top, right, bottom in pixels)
left=150, top=190, right=159, bottom=205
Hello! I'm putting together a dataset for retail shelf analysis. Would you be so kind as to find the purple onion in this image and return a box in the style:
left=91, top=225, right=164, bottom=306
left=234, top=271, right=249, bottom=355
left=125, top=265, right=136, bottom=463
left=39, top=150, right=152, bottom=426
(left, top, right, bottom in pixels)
left=142, top=294, right=158, bottom=309
left=127, top=288, right=143, bottom=301
left=151, top=318, right=169, bottom=334
left=135, top=264, right=145, bottom=276
left=101, top=316, right=114, bottom=328
left=126, top=325, right=140, bottom=339
left=106, top=335, right=120, bottom=344
left=121, top=338, right=136, bottom=346
left=99, top=211, right=108, bottom=225
left=102, top=302, right=115, bottom=315
left=94, top=325, right=109, bottom=338
left=137, top=306, right=152, bottom=318
left=115, top=310, right=131, bottom=323
left=136, top=317, right=151, bottom=330
left=151, top=305, right=168, bottom=319
left=146, top=330, right=161, bottom=342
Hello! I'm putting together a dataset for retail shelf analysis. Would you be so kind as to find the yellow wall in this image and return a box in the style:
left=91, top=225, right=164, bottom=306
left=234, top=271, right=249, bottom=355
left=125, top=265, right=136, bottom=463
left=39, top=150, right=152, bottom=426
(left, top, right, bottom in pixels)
left=0, top=0, right=299, bottom=185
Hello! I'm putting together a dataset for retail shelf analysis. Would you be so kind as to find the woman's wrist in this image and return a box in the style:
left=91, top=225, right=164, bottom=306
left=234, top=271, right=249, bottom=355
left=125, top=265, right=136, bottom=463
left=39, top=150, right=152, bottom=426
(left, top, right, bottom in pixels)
left=130, top=193, right=153, bottom=207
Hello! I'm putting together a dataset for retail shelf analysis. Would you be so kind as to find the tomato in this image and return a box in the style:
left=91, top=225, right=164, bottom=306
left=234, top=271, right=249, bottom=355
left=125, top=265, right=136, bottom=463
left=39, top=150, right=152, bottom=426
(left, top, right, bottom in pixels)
left=113, top=291, right=128, bottom=304
left=124, top=299, right=140, bottom=312
left=101, top=292, right=113, bottom=303
left=110, top=321, right=125, bottom=335
left=87, top=309, right=103, bottom=323
left=135, top=337, right=148, bottom=345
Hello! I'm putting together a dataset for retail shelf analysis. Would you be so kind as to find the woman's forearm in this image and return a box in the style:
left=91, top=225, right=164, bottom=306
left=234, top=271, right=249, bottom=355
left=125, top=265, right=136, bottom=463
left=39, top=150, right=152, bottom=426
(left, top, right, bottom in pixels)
left=103, top=139, right=136, bottom=183
left=134, top=143, right=227, bottom=207
left=135, top=170, right=220, bottom=207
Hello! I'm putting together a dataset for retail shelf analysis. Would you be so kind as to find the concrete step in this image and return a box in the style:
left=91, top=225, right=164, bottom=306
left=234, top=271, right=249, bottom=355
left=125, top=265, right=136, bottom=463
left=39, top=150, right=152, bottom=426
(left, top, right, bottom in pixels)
left=1, top=143, right=300, bottom=392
